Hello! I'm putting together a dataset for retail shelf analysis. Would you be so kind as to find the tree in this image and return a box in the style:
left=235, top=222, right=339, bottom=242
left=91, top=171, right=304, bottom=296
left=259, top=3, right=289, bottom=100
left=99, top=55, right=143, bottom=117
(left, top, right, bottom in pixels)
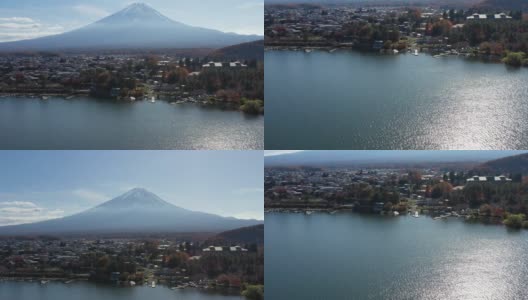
left=408, top=170, right=422, bottom=185
left=242, top=285, right=264, bottom=300
left=431, top=20, right=452, bottom=37
left=431, top=182, right=453, bottom=199
left=504, top=214, right=525, bottom=229
left=241, top=99, right=263, bottom=114
left=167, top=252, right=189, bottom=268
left=479, top=204, right=492, bottom=216
left=502, top=52, right=525, bottom=67
left=167, top=68, right=189, bottom=84
left=408, top=8, right=422, bottom=22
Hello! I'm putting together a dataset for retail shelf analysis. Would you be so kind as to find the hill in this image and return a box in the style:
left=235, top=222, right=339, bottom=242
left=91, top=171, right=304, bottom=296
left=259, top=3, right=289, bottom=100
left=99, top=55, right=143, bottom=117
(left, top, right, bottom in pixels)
left=206, top=224, right=264, bottom=245
left=0, top=3, right=261, bottom=51
left=0, top=188, right=261, bottom=235
left=209, top=40, right=264, bottom=61
left=476, top=0, right=528, bottom=11
left=475, top=153, right=528, bottom=175
left=265, top=151, right=528, bottom=167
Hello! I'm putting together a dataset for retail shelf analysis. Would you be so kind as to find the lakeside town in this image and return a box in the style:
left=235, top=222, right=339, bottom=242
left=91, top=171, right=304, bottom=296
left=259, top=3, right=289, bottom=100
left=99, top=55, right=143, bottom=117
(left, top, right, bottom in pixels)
left=0, top=235, right=264, bottom=299
left=0, top=50, right=264, bottom=114
left=265, top=166, right=528, bottom=229
left=265, top=3, right=528, bottom=66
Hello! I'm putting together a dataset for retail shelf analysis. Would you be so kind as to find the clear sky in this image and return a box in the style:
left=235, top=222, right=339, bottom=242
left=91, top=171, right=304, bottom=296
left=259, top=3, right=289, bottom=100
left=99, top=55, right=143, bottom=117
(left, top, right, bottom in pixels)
left=0, top=151, right=263, bottom=226
left=0, top=0, right=263, bottom=42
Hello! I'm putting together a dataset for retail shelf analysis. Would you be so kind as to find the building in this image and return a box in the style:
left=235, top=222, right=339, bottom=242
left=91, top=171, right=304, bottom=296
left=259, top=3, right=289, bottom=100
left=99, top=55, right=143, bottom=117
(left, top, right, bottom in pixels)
left=202, top=245, right=248, bottom=253
left=467, top=14, right=487, bottom=20
left=229, top=61, right=247, bottom=68
left=466, top=175, right=512, bottom=183
left=467, top=13, right=512, bottom=21
left=202, top=62, right=223, bottom=68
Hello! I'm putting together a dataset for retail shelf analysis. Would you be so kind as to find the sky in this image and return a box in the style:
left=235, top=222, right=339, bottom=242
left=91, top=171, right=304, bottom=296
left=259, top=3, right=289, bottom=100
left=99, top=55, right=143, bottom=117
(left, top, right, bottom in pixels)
left=0, top=151, right=263, bottom=226
left=264, top=150, right=304, bottom=156
left=0, top=0, right=263, bottom=42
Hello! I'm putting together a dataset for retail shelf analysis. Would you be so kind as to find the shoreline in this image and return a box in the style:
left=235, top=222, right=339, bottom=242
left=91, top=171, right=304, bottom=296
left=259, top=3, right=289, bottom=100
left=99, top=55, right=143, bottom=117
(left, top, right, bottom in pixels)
left=265, top=208, right=520, bottom=229
left=265, top=46, right=515, bottom=67
left=0, top=94, right=264, bottom=115
left=0, top=277, right=242, bottom=294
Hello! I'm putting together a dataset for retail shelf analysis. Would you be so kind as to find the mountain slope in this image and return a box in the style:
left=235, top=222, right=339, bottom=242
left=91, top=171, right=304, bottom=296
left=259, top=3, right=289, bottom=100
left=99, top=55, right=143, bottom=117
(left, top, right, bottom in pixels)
left=0, top=3, right=261, bottom=51
left=265, top=151, right=528, bottom=167
left=207, top=224, right=264, bottom=245
left=476, top=0, right=528, bottom=10
left=209, top=40, right=264, bottom=61
left=475, top=153, right=528, bottom=175
left=0, top=188, right=261, bottom=235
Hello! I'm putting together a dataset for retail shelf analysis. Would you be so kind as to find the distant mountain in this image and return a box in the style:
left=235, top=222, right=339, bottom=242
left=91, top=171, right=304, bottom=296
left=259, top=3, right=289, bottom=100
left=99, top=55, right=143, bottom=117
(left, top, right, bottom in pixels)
left=265, top=151, right=528, bottom=167
left=265, top=0, right=482, bottom=8
left=476, top=0, right=528, bottom=10
left=475, top=153, right=528, bottom=175
left=209, top=40, right=264, bottom=61
left=0, top=3, right=261, bottom=51
left=207, top=225, right=264, bottom=245
left=0, top=188, right=261, bottom=235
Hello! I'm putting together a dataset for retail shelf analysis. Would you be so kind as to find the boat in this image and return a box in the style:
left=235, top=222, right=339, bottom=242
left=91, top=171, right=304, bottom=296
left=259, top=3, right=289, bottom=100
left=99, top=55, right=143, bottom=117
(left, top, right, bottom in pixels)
left=130, top=97, right=136, bottom=101
left=151, top=281, right=156, bottom=288
left=393, top=49, right=399, bottom=54
left=65, top=95, right=75, bottom=100
left=41, top=96, right=49, bottom=100
left=64, top=280, right=74, bottom=284
left=40, top=280, right=49, bottom=285
left=150, top=96, right=156, bottom=103
left=329, top=48, right=338, bottom=53
left=414, top=49, right=419, bottom=56
left=304, top=48, right=312, bottom=53
left=413, top=211, right=419, bottom=218
left=393, top=211, right=400, bottom=216
left=305, top=211, right=313, bottom=215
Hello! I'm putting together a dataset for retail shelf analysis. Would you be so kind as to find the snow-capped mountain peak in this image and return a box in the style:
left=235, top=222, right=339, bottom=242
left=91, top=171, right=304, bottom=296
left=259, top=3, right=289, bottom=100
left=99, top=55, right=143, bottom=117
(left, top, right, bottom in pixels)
left=95, top=2, right=176, bottom=25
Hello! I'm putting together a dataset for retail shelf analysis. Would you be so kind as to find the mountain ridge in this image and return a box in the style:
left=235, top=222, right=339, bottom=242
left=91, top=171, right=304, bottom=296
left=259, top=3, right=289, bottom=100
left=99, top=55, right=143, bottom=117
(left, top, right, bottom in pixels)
left=209, top=40, right=264, bottom=61
left=0, top=188, right=261, bottom=235
left=0, top=3, right=261, bottom=51
left=475, top=153, right=528, bottom=175
left=265, top=151, right=528, bottom=167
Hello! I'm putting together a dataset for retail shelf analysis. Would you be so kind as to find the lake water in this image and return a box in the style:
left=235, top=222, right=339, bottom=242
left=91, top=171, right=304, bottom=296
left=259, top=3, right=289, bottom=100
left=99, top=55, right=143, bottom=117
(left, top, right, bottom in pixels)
left=265, top=50, right=528, bottom=150
left=0, top=97, right=263, bottom=150
left=0, top=281, right=243, bottom=300
left=265, top=212, right=528, bottom=300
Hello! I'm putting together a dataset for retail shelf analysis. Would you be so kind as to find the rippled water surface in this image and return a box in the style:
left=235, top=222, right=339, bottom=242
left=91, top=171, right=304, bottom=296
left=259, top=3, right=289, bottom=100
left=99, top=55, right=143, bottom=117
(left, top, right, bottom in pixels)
left=265, top=212, right=528, bottom=300
left=265, top=51, right=528, bottom=150
left=0, top=97, right=264, bottom=150
left=0, top=281, right=243, bottom=300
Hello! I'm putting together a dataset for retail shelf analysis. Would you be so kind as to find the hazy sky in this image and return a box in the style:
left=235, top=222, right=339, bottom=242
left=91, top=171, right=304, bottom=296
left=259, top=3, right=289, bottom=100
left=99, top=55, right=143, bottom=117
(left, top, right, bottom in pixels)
left=0, top=0, right=263, bottom=42
left=264, top=150, right=304, bottom=156
left=0, top=151, right=263, bottom=226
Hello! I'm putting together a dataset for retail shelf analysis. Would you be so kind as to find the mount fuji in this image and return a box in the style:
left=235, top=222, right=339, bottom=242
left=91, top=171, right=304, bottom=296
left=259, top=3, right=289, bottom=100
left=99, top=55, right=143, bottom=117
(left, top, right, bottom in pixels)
left=0, top=3, right=261, bottom=51
left=0, top=188, right=262, bottom=235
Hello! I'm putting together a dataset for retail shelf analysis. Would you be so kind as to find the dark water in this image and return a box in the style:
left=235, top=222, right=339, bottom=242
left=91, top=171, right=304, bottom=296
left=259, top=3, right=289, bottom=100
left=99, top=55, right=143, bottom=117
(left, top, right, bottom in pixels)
left=265, top=50, right=528, bottom=150
left=0, top=97, right=263, bottom=150
left=0, top=282, right=243, bottom=300
left=265, top=212, right=528, bottom=300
